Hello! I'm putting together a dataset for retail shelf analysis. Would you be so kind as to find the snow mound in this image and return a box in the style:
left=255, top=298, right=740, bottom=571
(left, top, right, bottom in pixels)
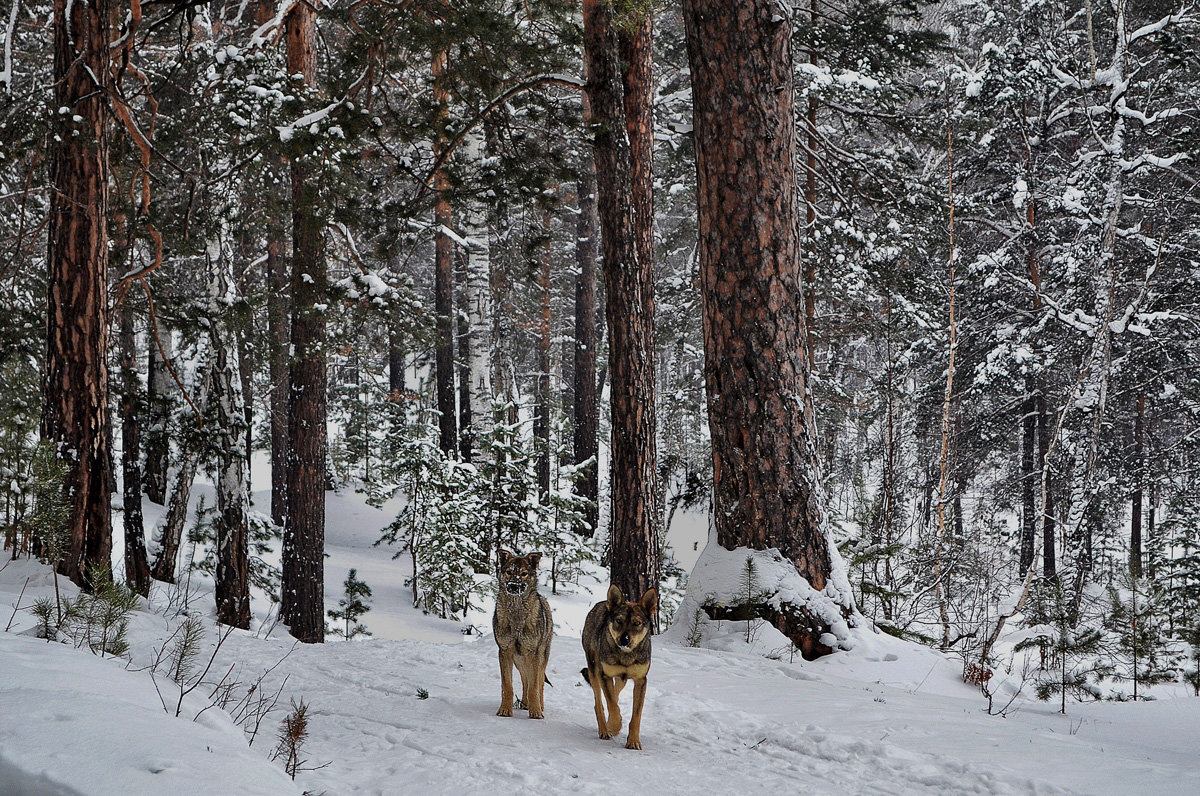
left=0, top=632, right=297, bottom=796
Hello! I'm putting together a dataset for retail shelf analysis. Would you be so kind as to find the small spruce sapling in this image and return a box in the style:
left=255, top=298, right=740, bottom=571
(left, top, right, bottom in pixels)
left=1105, top=574, right=1175, bottom=700
left=739, top=555, right=762, bottom=644
left=328, top=568, right=373, bottom=638
left=1014, top=579, right=1103, bottom=713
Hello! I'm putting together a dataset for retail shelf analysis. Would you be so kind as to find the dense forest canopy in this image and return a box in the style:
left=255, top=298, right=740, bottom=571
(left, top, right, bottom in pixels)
left=2, top=0, right=1200, bottom=691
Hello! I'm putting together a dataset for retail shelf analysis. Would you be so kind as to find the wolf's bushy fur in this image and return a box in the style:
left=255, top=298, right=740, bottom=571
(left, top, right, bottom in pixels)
left=581, top=584, right=657, bottom=750
left=493, top=549, right=553, bottom=719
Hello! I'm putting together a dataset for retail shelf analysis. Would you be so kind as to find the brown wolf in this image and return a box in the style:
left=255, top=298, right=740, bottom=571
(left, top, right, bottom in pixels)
left=493, top=549, right=553, bottom=719
left=580, top=584, right=657, bottom=750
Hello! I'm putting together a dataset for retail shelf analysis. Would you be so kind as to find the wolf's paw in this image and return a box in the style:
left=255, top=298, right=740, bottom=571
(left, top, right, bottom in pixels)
left=598, top=729, right=613, bottom=740
left=528, top=709, right=544, bottom=719
left=497, top=706, right=513, bottom=717
left=606, top=716, right=623, bottom=735
left=624, top=737, right=642, bottom=751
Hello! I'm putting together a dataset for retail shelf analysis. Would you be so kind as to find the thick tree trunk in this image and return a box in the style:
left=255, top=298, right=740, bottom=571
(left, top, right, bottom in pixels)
left=206, top=217, right=251, bottom=629
left=43, top=0, right=113, bottom=588
left=572, top=143, right=599, bottom=537
left=618, top=14, right=654, bottom=286
left=119, top=297, right=151, bottom=597
left=801, top=0, right=819, bottom=367
left=280, top=1, right=326, bottom=643
left=683, top=0, right=851, bottom=659
left=432, top=48, right=457, bottom=457
left=583, top=0, right=659, bottom=602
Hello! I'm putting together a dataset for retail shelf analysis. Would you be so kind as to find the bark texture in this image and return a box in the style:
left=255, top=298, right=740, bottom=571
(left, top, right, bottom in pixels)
left=462, top=129, right=493, bottom=458
left=43, top=0, right=113, bottom=587
left=207, top=223, right=251, bottom=630
left=582, top=0, right=659, bottom=602
left=144, top=330, right=172, bottom=505
left=683, top=0, right=846, bottom=658
left=281, top=0, right=326, bottom=643
left=119, top=297, right=151, bottom=596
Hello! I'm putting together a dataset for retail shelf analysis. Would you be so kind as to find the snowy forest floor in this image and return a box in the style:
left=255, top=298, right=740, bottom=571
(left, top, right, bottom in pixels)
left=2, top=465, right=1199, bottom=795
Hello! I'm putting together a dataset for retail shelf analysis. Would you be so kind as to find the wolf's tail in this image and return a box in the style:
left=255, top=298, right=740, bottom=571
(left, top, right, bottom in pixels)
left=579, top=667, right=590, bottom=685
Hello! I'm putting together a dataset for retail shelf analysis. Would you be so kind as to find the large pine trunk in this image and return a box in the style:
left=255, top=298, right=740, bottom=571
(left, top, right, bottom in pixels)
left=280, top=1, right=326, bottom=643
left=43, top=0, right=113, bottom=588
left=582, top=0, right=659, bottom=601
left=572, top=143, right=600, bottom=538
left=683, top=0, right=850, bottom=659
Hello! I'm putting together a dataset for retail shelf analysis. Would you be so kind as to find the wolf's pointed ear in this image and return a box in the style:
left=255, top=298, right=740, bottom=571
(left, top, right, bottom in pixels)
left=528, top=552, right=542, bottom=568
left=607, top=584, right=624, bottom=608
left=498, top=549, right=513, bottom=566
left=639, top=588, right=658, bottom=617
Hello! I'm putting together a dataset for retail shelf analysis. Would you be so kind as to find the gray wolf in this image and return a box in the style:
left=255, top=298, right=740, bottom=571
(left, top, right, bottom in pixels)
left=493, top=549, right=553, bottom=719
left=580, top=584, right=657, bottom=749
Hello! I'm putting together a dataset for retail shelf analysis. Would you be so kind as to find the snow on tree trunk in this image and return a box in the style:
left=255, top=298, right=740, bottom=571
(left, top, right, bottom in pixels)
left=1063, top=6, right=1127, bottom=603
left=281, top=0, right=326, bottom=643
left=461, top=128, right=494, bottom=459
left=144, top=331, right=174, bottom=506
left=118, top=290, right=151, bottom=597
left=205, top=208, right=251, bottom=630
left=151, top=366, right=212, bottom=585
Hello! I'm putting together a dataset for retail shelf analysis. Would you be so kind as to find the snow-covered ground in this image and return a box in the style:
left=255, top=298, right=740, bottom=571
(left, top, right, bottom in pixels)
left=3, top=467, right=1199, bottom=795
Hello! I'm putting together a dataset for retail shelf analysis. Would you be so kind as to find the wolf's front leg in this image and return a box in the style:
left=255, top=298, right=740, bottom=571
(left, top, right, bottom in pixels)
left=602, top=676, right=624, bottom=736
left=625, top=677, right=647, bottom=750
left=585, top=667, right=611, bottom=739
left=497, top=647, right=515, bottom=717
left=527, top=653, right=546, bottom=719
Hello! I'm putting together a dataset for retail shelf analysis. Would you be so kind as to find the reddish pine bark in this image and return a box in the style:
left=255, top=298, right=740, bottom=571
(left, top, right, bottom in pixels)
left=43, top=0, right=113, bottom=588
left=582, top=0, right=659, bottom=602
left=280, top=0, right=325, bottom=643
left=684, top=0, right=843, bottom=659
